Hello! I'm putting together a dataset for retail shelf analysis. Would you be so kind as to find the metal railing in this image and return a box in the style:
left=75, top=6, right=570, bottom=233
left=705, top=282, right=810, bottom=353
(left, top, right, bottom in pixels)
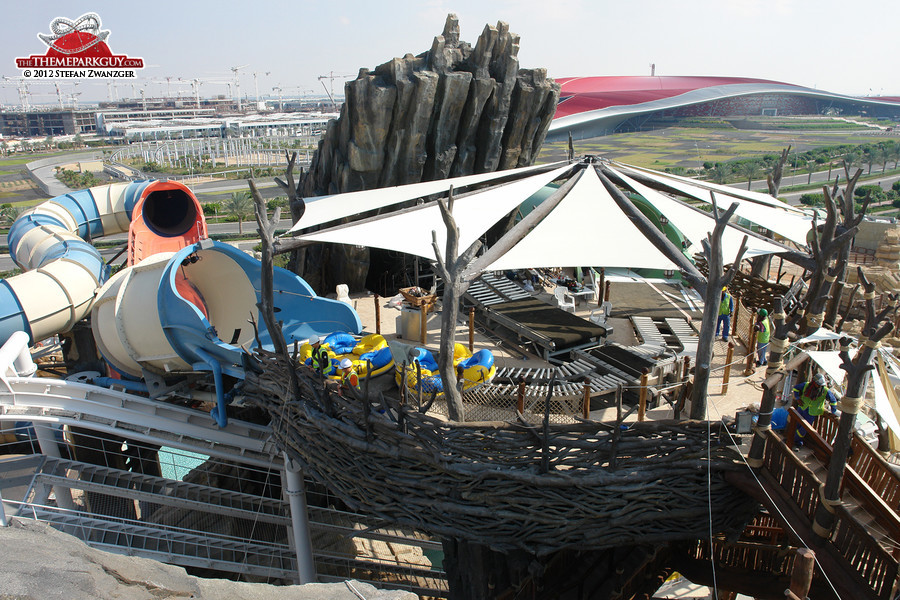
left=0, top=425, right=448, bottom=595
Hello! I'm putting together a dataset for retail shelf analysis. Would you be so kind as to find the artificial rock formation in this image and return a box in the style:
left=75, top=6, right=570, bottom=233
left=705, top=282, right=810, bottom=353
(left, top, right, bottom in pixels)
left=875, top=227, right=900, bottom=268
left=295, top=14, right=560, bottom=292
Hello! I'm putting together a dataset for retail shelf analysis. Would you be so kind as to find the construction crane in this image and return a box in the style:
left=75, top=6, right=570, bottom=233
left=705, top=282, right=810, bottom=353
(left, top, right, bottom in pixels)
left=252, top=71, right=270, bottom=103
left=230, top=64, right=249, bottom=111
left=2, top=77, right=32, bottom=111
left=272, top=85, right=283, bottom=111
left=317, top=71, right=353, bottom=108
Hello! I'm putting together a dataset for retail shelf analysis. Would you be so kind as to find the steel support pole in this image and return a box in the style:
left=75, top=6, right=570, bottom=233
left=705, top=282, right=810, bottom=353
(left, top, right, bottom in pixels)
left=282, top=453, right=317, bottom=584
left=34, top=424, right=76, bottom=511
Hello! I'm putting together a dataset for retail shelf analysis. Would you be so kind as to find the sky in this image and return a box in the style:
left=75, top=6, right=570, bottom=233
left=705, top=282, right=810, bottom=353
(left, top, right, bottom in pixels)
left=2, top=0, right=897, bottom=106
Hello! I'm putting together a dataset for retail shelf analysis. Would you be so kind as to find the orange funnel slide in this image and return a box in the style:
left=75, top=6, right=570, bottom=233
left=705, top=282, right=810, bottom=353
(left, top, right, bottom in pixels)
left=127, top=181, right=208, bottom=265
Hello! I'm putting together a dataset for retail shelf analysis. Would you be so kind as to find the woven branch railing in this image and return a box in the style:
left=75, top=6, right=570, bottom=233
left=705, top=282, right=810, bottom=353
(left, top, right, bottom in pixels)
left=242, top=349, right=759, bottom=556
left=732, top=294, right=756, bottom=353
left=785, top=409, right=900, bottom=560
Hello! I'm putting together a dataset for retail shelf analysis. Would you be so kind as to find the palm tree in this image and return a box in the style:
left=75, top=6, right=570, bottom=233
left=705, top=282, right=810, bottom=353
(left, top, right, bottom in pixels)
left=0, top=203, right=23, bottom=226
left=226, top=190, right=253, bottom=234
left=864, top=149, right=880, bottom=175
left=887, top=143, right=900, bottom=170
left=843, top=152, right=861, bottom=173
left=869, top=147, right=885, bottom=174
left=710, top=163, right=731, bottom=184
left=738, top=161, right=761, bottom=190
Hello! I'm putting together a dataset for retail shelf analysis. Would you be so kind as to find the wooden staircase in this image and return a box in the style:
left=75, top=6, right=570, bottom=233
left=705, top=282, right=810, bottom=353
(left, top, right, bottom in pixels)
left=722, top=411, right=900, bottom=600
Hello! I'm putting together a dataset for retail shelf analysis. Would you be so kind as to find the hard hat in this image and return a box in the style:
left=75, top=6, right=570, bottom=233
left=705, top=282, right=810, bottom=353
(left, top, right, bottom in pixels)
left=722, top=286, right=728, bottom=291
left=813, top=373, right=826, bottom=386
left=340, top=358, right=353, bottom=369
left=308, top=335, right=320, bottom=345
left=758, top=308, right=767, bottom=317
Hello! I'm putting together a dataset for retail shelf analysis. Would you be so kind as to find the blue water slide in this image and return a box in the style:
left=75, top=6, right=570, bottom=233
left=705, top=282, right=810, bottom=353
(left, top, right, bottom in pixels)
left=156, top=242, right=362, bottom=425
left=0, top=182, right=155, bottom=343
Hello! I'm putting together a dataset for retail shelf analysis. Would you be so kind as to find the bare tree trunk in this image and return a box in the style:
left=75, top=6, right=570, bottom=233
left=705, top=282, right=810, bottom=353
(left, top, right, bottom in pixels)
left=751, top=146, right=788, bottom=279
left=431, top=187, right=482, bottom=421
left=273, top=151, right=308, bottom=277
left=813, top=268, right=896, bottom=541
left=824, top=167, right=866, bottom=328
left=766, top=146, right=790, bottom=197
left=797, top=173, right=864, bottom=336
left=690, top=195, right=747, bottom=419
left=747, top=297, right=804, bottom=465
left=249, top=179, right=298, bottom=398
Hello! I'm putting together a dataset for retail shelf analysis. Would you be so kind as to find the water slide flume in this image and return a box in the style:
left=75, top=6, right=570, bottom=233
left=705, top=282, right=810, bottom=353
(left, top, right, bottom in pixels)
left=3, top=181, right=361, bottom=426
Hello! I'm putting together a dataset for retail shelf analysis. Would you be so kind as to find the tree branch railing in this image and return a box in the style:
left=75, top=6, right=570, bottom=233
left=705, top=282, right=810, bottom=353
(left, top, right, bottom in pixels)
left=760, top=423, right=900, bottom=596
left=794, top=411, right=900, bottom=510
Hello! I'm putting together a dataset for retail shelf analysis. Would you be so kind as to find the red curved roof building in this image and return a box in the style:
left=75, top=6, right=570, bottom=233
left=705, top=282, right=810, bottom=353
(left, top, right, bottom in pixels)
left=548, top=76, right=900, bottom=140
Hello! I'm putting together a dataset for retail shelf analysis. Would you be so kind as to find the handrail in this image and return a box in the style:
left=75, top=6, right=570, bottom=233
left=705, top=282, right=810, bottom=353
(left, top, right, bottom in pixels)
left=762, top=428, right=899, bottom=596
left=763, top=428, right=821, bottom=521
left=831, top=504, right=899, bottom=599
left=784, top=408, right=900, bottom=559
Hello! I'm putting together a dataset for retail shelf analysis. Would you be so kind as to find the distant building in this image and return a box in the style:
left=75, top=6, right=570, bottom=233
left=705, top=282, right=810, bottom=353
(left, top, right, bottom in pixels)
left=103, top=112, right=337, bottom=142
left=0, top=108, right=96, bottom=137
left=548, top=76, right=900, bottom=140
left=1, top=95, right=340, bottom=140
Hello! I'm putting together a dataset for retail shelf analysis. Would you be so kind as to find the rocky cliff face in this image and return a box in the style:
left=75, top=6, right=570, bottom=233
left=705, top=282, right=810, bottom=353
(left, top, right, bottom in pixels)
left=295, top=14, right=560, bottom=292
left=0, top=518, right=416, bottom=600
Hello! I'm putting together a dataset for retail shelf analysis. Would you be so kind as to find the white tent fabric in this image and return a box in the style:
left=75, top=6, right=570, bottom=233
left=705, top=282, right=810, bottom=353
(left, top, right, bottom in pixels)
left=614, top=161, right=809, bottom=214
left=806, top=350, right=848, bottom=388
left=287, top=160, right=570, bottom=233
left=795, top=328, right=849, bottom=345
left=293, top=163, right=573, bottom=258
left=613, top=163, right=814, bottom=247
left=484, top=167, right=678, bottom=271
left=875, top=352, right=900, bottom=448
left=608, top=166, right=789, bottom=259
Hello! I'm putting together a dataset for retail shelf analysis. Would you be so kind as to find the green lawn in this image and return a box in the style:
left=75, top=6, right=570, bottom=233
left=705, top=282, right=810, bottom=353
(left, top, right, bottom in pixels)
left=538, top=124, right=896, bottom=177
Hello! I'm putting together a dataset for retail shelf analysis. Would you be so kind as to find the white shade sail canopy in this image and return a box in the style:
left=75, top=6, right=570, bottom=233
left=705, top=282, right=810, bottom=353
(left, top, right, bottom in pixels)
left=484, top=167, right=677, bottom=271
left=608, top=167, right=790, bottom=259
left=613, top=163, right=815, bottom=247
left=283, top=156, right=817, bottom=277
left=294, top=164, right=574, bottom=258
left=288, top=160, right=569, bottom=232
left=875, top=352, right=900, bottom=449
left=795, top=328, right=848, bottom=345
left=806, top=350, right=849, bottom=388
left=617, top=162, right=809, bottom=213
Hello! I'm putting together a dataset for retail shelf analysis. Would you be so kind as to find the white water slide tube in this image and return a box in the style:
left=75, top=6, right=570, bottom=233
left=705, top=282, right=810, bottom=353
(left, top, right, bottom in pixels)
left=1, top=180, right=200, bottom=345
left=2, top=180, right=362, bottom=427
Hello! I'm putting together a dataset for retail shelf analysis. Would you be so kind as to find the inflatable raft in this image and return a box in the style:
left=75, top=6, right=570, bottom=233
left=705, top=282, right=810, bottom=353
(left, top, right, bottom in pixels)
left=395, top=343, right=496, bottom=397
left=298, top=332, right=394, bottom=379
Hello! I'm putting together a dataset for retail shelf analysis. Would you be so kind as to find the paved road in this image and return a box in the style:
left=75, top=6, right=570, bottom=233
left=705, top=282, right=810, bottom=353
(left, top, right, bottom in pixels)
left=0, top=218, right=295, bottom=272
left=724, top=171, right=899, bottom=207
